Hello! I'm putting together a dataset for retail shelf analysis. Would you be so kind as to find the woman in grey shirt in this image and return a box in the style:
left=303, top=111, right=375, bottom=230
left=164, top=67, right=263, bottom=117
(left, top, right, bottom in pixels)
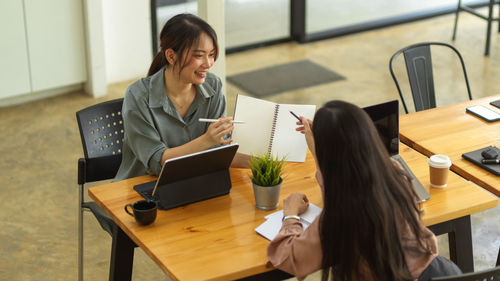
left=115, top=14, right=247, bottom=181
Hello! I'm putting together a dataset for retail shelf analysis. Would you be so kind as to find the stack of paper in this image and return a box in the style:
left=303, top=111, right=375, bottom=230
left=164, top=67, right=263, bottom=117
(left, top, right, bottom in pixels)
left=255, top=203, right=322, bottom=240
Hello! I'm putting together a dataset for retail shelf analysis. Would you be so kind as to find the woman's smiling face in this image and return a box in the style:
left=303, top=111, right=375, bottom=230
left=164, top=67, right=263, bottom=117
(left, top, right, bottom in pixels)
left=177, top=32, right=216, bottom=85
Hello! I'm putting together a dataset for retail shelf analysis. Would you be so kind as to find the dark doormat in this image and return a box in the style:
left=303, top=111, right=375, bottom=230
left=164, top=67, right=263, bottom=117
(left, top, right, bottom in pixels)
left=227, top=60, right=345, bottom=98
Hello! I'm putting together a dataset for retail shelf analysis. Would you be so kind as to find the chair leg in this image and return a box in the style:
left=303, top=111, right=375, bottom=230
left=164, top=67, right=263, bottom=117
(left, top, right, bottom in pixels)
left=78, top=190, right=84, bottom=281
left=485, top=0, right=494, bottom=56
left=452, top=0, right=462, bottom=40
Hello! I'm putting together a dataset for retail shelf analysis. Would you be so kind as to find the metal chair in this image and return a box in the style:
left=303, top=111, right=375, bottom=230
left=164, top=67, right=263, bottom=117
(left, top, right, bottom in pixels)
left=76, top=99, right=124, bottom=281
left=430, top=265, right=500, bottom=280
left=452, top=0, right=500, bottom=56
left=497, top=247, right=500, bottom=266
left=389, top=42, right=473, bottom=114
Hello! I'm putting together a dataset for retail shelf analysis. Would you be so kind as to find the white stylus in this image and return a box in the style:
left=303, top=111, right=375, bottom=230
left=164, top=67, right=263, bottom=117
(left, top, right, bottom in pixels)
left=198, top=118, right=245, bottom=124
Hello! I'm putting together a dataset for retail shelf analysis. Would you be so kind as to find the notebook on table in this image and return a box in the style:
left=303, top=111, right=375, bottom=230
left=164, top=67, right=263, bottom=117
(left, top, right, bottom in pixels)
left=231, top=94, right=316, bottom=162
left=133, top=144, right=239, bottom=210
left=363, top=100, right=430, bottom=203
left=255, top=203, right=323, bottom=241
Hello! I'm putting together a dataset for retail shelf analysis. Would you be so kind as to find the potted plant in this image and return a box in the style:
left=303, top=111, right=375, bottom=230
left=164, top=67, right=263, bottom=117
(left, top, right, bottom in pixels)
left=249, top=153, right=285, bottom=210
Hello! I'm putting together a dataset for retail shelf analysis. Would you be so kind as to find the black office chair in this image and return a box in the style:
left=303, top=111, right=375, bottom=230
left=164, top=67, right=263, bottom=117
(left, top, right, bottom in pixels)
left=430, top=265, right=500, bottom=280
left=452, top=0, right=500, bottom=56
left=389, top=42, right=473, bottom=114
left=76, top=98, right=124, bottom=281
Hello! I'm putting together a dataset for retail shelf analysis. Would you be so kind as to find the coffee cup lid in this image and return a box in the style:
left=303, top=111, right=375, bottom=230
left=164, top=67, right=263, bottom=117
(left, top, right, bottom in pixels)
left=428, top=154, right=452, bottom=168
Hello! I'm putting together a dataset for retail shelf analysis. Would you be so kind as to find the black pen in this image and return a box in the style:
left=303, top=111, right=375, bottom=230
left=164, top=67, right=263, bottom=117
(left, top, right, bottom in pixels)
left=481, top=159, right=500, bottom=164
left=289, top=111, right=302, bottom=123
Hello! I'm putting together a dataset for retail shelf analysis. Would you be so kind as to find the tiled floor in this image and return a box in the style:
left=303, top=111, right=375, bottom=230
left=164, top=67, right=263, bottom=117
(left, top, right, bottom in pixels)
left=0, top=11, right=498, bottom=281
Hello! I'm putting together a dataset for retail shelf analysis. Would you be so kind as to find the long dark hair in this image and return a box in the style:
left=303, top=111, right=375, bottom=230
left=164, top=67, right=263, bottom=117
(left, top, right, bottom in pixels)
left=313, top=101, right=425, bottom=281
left=148, top=13, right=219, bottom=76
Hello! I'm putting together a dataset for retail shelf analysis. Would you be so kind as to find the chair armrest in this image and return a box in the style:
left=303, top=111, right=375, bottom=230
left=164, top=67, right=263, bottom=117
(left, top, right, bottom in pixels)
left=78, top=155, right=122, bottom=184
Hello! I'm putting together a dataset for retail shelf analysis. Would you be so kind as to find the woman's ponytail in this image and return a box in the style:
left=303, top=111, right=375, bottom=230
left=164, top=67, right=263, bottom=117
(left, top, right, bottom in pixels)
left=147, top=51, right=166, bottom=76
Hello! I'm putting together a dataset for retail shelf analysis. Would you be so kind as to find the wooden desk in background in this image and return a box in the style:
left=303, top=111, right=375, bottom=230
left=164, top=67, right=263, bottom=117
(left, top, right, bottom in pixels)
left=399, top=95, right=500, bottom=197
left=89, top=145, right=497, bottom=281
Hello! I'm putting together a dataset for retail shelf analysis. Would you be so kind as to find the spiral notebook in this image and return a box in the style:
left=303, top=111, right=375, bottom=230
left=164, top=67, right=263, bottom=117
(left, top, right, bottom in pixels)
left=231, top=94, right=316, bottom=162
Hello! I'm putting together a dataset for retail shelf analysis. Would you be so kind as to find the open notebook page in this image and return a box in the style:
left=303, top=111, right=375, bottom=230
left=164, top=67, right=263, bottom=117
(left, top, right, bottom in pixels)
left=255, top=203, right=322, bottom=240
left=231, top=95, right=276, bottom=156
left=271, top=104, right=316, bottom=162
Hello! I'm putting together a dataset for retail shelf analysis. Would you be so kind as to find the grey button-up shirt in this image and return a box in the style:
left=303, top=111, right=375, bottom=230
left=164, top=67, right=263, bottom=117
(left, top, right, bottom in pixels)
left=114, top=67, right=226, bottom=181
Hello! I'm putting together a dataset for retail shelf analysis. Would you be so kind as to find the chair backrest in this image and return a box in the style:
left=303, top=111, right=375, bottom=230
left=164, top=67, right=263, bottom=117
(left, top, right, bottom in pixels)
left=389, top=42, right=472, bottom=113
left=76, top=98, right=124, bottom=183
left=430, top=265, right=500, bottom=281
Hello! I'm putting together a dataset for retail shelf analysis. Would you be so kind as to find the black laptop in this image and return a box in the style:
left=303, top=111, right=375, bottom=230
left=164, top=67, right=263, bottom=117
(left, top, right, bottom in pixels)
left=363, top=100, right=430, bottom=203
left=134, top=143, right=239, bottom=209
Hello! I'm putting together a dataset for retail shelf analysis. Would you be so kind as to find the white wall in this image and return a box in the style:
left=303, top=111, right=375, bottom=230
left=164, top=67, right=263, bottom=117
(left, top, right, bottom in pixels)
left=102, top=0, right=152, bottom=83
left=198, top=0, right=225, bottom=88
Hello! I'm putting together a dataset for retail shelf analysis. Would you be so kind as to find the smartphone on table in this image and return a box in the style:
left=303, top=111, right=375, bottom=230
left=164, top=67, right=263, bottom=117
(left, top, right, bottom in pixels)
left=466, top=105, right=500, bottom=122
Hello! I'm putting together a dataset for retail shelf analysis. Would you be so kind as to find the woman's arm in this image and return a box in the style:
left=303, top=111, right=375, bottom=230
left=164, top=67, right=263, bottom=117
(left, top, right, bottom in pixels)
left=160, top=116, right=234, bottom=164
left=295, top=117, right=315, bottom=157
left=266, top=193, right=321, bottom=280
left=267, top=217, right=323, bottom=281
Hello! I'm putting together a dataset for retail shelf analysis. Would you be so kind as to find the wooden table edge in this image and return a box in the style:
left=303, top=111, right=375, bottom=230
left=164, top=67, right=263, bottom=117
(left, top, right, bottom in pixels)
left=422, top=199, right=498, bottom=226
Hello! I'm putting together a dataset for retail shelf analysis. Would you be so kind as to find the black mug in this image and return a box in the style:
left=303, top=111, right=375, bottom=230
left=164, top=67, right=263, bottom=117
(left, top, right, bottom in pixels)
left=124, top=200, right=157, bottom=226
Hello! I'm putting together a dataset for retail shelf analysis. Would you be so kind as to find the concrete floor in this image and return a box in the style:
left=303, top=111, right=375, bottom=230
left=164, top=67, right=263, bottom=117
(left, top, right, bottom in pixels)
left=0, top=12, right=499, bottom=281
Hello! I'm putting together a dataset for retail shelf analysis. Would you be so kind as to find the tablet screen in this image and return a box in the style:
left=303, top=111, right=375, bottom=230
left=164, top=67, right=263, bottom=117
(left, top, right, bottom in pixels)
left=152, top=144, right=239, bottom=196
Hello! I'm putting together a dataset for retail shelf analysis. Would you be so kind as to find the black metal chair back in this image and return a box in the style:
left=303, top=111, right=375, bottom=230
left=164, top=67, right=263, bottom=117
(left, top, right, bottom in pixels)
left=431, top=265, right=500, bottom=281
left=389, top=42, right=473, bottom=114
left=75, top=98, right=124, bottom=281
left=76, top=98, right=124, bottom=182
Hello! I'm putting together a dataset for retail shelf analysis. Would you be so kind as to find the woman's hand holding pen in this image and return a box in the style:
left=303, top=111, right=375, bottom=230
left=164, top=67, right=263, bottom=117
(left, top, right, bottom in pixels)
left=204, top=116, right=234, bottom=146
left=295, top=117, right=315, bottom=157
left=283, top=193, right=309, bottom=217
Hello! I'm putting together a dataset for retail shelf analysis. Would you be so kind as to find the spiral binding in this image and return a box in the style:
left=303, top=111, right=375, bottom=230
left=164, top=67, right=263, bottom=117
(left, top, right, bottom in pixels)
left=267, top=104, right=280, bottom=155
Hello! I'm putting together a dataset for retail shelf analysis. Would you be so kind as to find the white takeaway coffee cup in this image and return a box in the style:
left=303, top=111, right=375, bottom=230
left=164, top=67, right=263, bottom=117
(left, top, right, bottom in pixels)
left=428, top=155, right=452, bottom=188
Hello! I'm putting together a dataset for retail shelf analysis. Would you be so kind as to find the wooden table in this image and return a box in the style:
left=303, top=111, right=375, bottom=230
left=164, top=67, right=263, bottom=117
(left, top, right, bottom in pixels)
left=89, top=145, right=497, bottom=281
left=399, top=95, right=500, bottom=197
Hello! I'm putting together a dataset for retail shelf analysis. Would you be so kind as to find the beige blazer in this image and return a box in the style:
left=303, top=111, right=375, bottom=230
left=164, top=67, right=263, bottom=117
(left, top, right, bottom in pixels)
left=267, top=216, right=438, bottom=281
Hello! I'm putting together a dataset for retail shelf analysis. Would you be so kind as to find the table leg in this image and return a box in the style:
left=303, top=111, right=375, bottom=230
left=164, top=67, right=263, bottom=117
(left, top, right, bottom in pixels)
left=109, top=225, right=136, bottom=281
left=428, top=215, right=474, bottom=273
